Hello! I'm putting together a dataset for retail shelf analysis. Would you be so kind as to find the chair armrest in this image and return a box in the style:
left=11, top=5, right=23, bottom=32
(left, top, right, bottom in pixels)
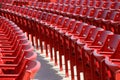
left=0, top=46, right=12, bottom=48
left=1, top=57, right=16, bottom=62
left=1, top=50, right=15, bottom=56
left=99, top=51, right=114, bottom=57
left=88, top=46, right=102, bottom=49
left=0, top=64, right=17, bottom=69
left=0, top=74, right=19, bottom=78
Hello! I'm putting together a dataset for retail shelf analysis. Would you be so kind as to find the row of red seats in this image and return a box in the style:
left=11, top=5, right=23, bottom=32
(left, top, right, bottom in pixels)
left=25, top=1, right=120, bottom=34
left=0, top=0, right=13, bottom=3
left=3, top=2, right=120, bottom=34
left=57, top=0, right=120, bottom=4
left=12, top=1, right=29, bottom=6
left=0, top=16, right=40, bottom=80
left=28, top=0, right=120, bottom=9
left=1, top=3, right=120, bottom=80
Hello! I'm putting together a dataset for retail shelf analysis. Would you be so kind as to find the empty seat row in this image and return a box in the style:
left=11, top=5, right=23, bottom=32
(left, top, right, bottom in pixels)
left=57, top=0, right=120, bottom=4
left=20, top=1, right=120, bottom=35
left=1, top=3, right=120, bottom=34
left=0, top=16, right=40, bottom=80
left=1, top=3, right=120, bottom=80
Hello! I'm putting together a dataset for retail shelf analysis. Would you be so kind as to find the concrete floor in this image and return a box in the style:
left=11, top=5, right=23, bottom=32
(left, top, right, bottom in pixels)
left=35, top=52, right=63, bottom=80
left=34, top=49, right=84, bottom=80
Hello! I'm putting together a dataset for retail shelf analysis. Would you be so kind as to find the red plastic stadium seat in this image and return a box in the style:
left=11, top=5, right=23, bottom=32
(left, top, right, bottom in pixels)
left=95, top=1, right=104, bottom=8
left=72, top=6, right=84, bottom=20
left=86, top=8, right=102, bottom=25
left=90, top=34, right=120, bottom=80
left=0, top=59, right=40, bottom=80
left=110, top=12, right=120, bottom=34
left=93, top=9, right=110, bottom=28
left=82, top=30, right=113, bottom=80
left=110, top=2, right=120, bottom=10
left=102, top=2, right=112, bottom=9
left=101, top=10, right=119, bottom=30
left=102, top=58, right=120, bottom=80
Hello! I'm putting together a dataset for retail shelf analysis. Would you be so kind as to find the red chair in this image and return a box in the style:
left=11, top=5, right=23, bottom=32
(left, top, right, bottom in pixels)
left=110, top=12, right=120, bottom=34
left=40, top=14, right=60, bottom=59
left=60, top=4, right=71, bottom=16
left=58, top=0, right=65, bottom=4
left=72, top=27, right=103, bottom=80
left=40, top=2, right=48, bottom=11
left=93, top=9, right=110, bottom=28
left=65, top=6, right=76, bottom=18
left=0, top=59, right=40, bottom=80
left=72, top=6, right=84, bottom=20
left=88, top=1, right=96, bottom=7
left=102, top=2, right=112, bottom=9
left=50, top=3, right=59, bottom=14
left=110, top=2, right=120, bottom=10
left=82, top=30, right=113, bottom=80
left=30, top=2, right=38, bottom=9
left=46, top=16, right=66, bottom=61
left=36, top=2, right=43, bottom=10
left=1, top=43, right=35, bottom=64
left=64, top=0, right=71, bottom=4
left=95, top=1, right=104, bottom=8
left=101, top=10, right=119, bottom=30
left=102, top=58, right=120, bottom=80
left=45, top=3, right=54, bottom=12
left=86, top=8, right=102, bottom=25
left=69, top=24, right=97, bottom=80
left=56, top=4, right=64, bottom=15
left=39, top=14, right=59, bottom=55
left=75, top=0, right=84, bottom=6
left=91, top=34, right=120, bottom=80
left=52, top=16, right=70, bottom=65
left=82, top=0, right=91, bottom=6
left=70, top=0, right=77, bottom=5
left=79, top=6, right=94, bottom=22
left=56, top=18, right=76, bottom=71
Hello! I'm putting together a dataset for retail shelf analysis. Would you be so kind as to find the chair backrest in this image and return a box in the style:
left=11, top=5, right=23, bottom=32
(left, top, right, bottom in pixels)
left=100, top=34, right=120, bottom=52
left=92, top=30, right=114, bottom=46
left=74, top=22, right=86, bottom=36
left=62, top=4, right=70, bottom=13
left=84, top=27, right=103, bottom=42
left=88, top=8, right=102, bottom=18
left=79, top=25, right=96, bottom=39
left=96, top=9, right=110, bottom=19
left=24, top=51, right=37, bottom=60
left=95, top=1, right=104, bottom=8
left=89, top=1, right=96, bottom=7
left=102, top=2, right=112, bottom=9
left=45, top=13, right=53, bottom=23
left=102, top=58, right=120, bottom=80
left=25, top=60, right=41, bottom=79
left=67, top=5, right=76, bottom=14
left=52, top=3, right=59, bottom=11
left=113, top=12, right=120, bottom=21
left=66, top=19, right=76, bottom=32
left=104, top=10, right=118, bottom=21
left=74, top=6, right=84, bottom=15
left=64, top=0, right=71, bottom=4
left=55, top=16, right=66, bottom=27
left=50, top=14, right=59, bottom=25
left=110, top=2, right=120, bottom=10
left=46, top=3, right=54, bottom=10
left=75, top=0, right=84, bottom=6
left=40, top=12, right=48, bottom=21
left=41, top=2, right=48, bottom=9
left=57, top=4, right=64, bottom=12
left=81, top=6, right=93, bottom=16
